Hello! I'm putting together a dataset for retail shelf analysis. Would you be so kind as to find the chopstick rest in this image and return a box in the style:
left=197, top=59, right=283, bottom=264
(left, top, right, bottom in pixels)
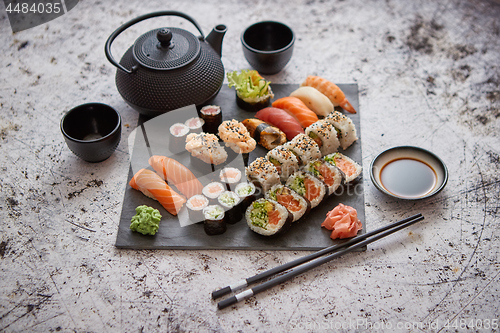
left=214, top=213, right=424, bottom=310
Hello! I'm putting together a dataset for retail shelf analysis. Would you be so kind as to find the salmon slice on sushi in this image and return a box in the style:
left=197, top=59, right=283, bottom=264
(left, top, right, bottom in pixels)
left=265, top=185, right=311, bottom=222
left=245, top=198, right=293, bottom=236
left=285, top=171, right=327, bottom=209
left=304, top=159, right=346, bottom=196
left=129, top=169, right=186, bottom=216
left=323, top=152, right=362, bottom=183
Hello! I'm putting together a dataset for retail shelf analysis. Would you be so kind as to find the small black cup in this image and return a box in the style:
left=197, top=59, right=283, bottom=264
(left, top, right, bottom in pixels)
left=241, top=21, right=295, bottom=74
left=61, top=103, right=121, bottom=162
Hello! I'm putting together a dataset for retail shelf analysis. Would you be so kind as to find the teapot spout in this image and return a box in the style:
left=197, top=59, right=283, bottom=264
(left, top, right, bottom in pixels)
left=205, top=24, right=227, bottom=57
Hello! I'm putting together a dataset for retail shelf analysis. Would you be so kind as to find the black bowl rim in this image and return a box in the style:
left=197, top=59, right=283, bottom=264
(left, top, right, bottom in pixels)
left=241, top=21, right=295, bottom=54
left=369, top=145, right=449, bottom=200
left=61, top=102, right=122, bottom=143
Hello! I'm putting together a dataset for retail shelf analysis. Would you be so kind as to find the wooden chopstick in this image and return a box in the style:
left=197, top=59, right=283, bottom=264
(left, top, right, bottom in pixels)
left=215, top=213, right=424, bottom=310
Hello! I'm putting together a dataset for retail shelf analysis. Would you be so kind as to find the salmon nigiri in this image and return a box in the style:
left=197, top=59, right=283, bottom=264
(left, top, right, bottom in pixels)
left=255, top=107, right=304, bottom=141
left=130, top=169, right=186, bottom=216
left=301, top=76, right=357, bottom=113
left=272, top=97, right=319, bottom=128
left=148, top=155, right=203, bottom=199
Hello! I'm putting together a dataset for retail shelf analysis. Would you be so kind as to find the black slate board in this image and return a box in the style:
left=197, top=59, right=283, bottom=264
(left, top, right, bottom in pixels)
left=115, top=84, right=365, bottom=250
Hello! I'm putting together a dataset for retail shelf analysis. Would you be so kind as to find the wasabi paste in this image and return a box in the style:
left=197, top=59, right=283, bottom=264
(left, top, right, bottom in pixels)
left=130, top=205, right=162, bottom=235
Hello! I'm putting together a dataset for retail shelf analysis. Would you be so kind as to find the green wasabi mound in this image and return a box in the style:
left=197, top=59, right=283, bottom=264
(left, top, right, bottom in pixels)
left=130, top=205, right=162, bottom=235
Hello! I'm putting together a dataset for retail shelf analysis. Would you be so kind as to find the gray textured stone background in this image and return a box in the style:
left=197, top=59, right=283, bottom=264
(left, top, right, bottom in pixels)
left=1, top=0, right=499, bottom=331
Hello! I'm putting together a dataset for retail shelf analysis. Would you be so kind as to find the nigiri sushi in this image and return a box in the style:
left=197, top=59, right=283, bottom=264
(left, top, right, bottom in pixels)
left=255, top=107, right=304, bottom=141
left=290, top=86, right=334, bottom=117
left=148, top=155, right=203, bottom=199
left=129, top=169, right=186, bottom=216
left=272, top=96, right=319, bottom=128
left=218, top=119, right=256, bottom=154
left=185, top=132, right=228, bottom=166
left=241, top=118, right=287, bottom=150
left=301, top=76, right=357, bottom=114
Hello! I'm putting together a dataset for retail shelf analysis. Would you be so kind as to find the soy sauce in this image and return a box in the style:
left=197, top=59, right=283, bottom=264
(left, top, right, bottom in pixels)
left=380, top=158, right=437, bottom=198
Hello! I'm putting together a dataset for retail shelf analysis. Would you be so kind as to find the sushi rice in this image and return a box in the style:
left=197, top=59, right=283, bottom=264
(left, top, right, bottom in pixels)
left=305, top=119, right=340, bottom=156
left=245, top=198, right=292, bottom=236
left=324, top=111, right=358, bottom=150
left=265, top=184, right=310, bottom=222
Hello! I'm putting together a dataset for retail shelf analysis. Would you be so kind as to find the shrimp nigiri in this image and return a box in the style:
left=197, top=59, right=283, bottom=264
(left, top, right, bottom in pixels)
left=301, top=76, right=357, bottom=114
left=148, top=155, right=203, bottom=199
left=130, top=169, right=186, bottom=216
left=272, top=97, right=319, bottom=128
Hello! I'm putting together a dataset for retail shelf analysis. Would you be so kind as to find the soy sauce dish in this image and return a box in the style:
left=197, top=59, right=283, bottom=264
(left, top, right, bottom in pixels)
left=370, top=146, right=448, bottom=200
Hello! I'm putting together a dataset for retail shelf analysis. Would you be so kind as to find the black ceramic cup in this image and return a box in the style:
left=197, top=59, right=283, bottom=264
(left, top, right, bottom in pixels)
left=61, top=103, right=121, bottom=163
left=241, top=21, right=295, bottom=75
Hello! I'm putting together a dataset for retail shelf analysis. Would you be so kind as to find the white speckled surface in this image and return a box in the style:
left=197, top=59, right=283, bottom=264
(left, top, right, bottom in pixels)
left=1, top=0, right=499, bottom=332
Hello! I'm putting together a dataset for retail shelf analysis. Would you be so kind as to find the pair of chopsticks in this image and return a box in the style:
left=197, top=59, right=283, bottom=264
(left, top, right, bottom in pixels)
left=212, top=213, right=424, bottom=310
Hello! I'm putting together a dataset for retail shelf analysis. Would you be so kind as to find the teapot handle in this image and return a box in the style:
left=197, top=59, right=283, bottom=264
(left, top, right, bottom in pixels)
left=105, top=11, right=205, bottom=74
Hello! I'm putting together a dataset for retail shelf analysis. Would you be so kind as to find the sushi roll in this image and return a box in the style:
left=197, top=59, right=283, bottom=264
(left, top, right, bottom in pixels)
left=245, top=198, right=293, bottom=236
left=185, top=132, right=228, bottom=172
left=219, top=167, right=242, bottom=191
left=241, top=118, right=287, bottom=150
left=203, top=205, right=226, bottom=235
left=283, top=133, right=321, bottom=166
left=323, top=152, right=362, bottom=183
left=227, top=70, right=274, bottom=112
left=246, top=157, right=281, bottom=192
left=324, top=111, right=358, bottom=150
left=169, top=123, right=190, bottom=154
left=185, top=117, right=205, bottom=134
left=218, top=191, right=242, bottom=224
left=186, top=194, right=209, bottom=223
left=285, top=171, right=327, bottom=209
left=235, top=182, right=258, bottom=211
left=304, top=159, right=346, bottom=196
left=305, top=120, right=340, bottom=156
left=266, top=185, right=310, bottom=222
left=200, top=105, right=222, bottom=134
left=266, top=145, right=300, bottom=182
left=202, top=182, right=226, bottom=205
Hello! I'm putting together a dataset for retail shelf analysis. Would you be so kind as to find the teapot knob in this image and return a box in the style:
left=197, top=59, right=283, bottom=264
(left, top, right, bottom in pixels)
left=157, top=28, right=173, bottom=47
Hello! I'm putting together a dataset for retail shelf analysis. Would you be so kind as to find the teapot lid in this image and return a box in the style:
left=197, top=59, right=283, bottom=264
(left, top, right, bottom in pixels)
left=132, top=27, right=201, bottom=70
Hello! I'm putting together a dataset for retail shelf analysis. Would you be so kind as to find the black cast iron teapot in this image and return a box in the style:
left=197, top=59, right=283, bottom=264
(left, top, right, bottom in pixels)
left=105, top=11, right=227, bottom=116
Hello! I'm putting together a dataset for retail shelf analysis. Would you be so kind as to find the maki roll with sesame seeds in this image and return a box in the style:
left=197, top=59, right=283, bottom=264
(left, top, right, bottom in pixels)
left=323, top=153, right=362, bottom=183
left=305, top=119, right=340, bottom=156
left=203, top=205, right=226, bottom=235
left=169, top=123, right=190, bottom=154
left=217, top=191, right=243, bottom=224
left=245, top=198, right=293, bottom=236
left=283, top=133, right=322, bottom=166
left=304, top=159, right=346, bottom=196
left=324, top=111, right=358, bottom=150
left=246, top=157, right=280, bottom=192
left=266, top=145, right=300, bottom=182
left=285, top=171, right=327, bottom=209
left=200, top=105, right=223, bottom=134
left=265, top=185, right=311, bottom=222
